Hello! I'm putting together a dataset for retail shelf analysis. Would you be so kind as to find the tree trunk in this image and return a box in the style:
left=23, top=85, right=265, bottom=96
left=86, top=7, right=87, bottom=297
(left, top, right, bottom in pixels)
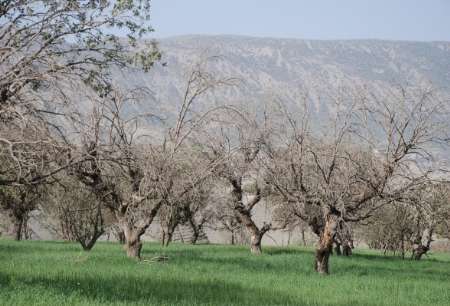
left=230, top=178, right=267, bottom=254
left=315, top=246, right=331, bottom=274
left=9, top=215, right=23, bottom=241
left=412, top=228, right=433, bottom=261
left=334, top=242, right=342, bottom=256
left=250, top=233, right=262, bottom=255
left=188, top=218, right=201, bottom=245
left=80, top=229, right=105, bottom=251
left=234, top=204, right=268, bottom=254
left=314, top=215, right=338, bottom=275
left=301, top=228, right=306, bottom=246
left=164, top=230, right=174, bottom=247
left=125, top=237, right=142, bottom=258
left=401, top=233, right=406, bottom=259
left=342, top=244, right=352, bottom=256
left=120, top=221, right=143, bottom=259
left=115, top=228, right=126, bottom=244
left=163, top=221, right=178, bottom=247
left=191, top=229, right=199, bottom=245
left=412, top=245, right=428, bottom=260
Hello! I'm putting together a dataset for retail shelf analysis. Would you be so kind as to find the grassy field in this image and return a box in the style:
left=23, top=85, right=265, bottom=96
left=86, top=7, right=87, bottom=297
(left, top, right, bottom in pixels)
left=0, top=240, right=449, bottom=306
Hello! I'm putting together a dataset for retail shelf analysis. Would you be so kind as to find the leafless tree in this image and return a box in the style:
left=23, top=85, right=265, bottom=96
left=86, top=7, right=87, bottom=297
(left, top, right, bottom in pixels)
left=207, top=186, right=249, bottom=245
left=0, top=184, right=44, bottom=240
left=159, top=172, right=214, bottom=246
left=0, top=0, right=159, bottom=187
left=0, top=0, right=157, bottom=112
left=41, top=178, right=114, bottom=250
left=263, top=86, right=447, bottom=273
left=364, top=182, right=450, bottom=260
left=199, top=106, right=287, bottom=254
left=68, top=59, right=234, bottom=258
left=408, top=183, right=450, bottom=260
left=181, top=184, right=214, bottom=245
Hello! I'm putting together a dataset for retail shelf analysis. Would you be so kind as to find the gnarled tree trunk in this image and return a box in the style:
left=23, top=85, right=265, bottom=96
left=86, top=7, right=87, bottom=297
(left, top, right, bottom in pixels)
left=250, top=232, right=263, bottom=254
left=116, top=200, right=163, bottom=259
left=123, top=228, right=143, bottom=259
left=231, top=179, right=270, bottom=254
left=314, top=214, right=338, bottom=274
left=412, top=228, right=433, bottom=260
left=235, top=206, right=270, bottom=255
left=118, top=217, right=145, bottom=259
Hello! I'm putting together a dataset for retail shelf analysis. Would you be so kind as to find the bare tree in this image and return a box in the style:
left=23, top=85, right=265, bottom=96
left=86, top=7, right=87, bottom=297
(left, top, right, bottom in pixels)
left=363, top=182, right=450, bottom=260
left=42, top=178, right=113, bottom=250
left=159, top=171, right=214, bottom=246
left=0, top=0, right=160, bottom=187
left=182, top=184, right=213, bottom=245
left=200, top=107, right=286, bottom=254
left=68, top=59, right=233, bottom=258
left=0, top=184, right=43, bottom=240
left=208, top=186, right=249, bottom=245
left=263, top=86, right=447, bottom=274
left=0, top=0, right=157, bottom=113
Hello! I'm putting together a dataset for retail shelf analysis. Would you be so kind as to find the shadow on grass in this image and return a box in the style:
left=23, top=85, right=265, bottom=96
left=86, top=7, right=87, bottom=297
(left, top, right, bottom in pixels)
left=141, top=245, right=450, bottom=282
left=3, top=273, right=381, bottom=306
left=265, top=248, right=313, bottom=256
left=350, top=251, right=450, bottom=263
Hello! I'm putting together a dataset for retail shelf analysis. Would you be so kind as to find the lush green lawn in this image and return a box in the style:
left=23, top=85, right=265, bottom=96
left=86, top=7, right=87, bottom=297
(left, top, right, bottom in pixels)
left=0, top=240, right=449, bottom=306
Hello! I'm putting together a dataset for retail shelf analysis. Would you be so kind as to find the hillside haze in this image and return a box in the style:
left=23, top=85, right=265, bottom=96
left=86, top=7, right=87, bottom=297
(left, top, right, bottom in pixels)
left=114, top=35, right=450, bottom=120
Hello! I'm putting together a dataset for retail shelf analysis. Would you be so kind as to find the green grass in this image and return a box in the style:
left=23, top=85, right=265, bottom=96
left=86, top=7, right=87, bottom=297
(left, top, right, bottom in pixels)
left=0, top=240, right=449, bottom=306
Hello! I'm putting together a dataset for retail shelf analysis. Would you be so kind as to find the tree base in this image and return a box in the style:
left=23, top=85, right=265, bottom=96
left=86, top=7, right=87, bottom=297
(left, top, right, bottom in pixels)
left=125, top=240, right=142, bottom=259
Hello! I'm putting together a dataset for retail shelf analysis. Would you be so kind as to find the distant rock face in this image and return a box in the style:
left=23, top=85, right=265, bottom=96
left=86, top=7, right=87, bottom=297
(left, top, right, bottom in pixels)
left=113, top=35, right=450, bottom=120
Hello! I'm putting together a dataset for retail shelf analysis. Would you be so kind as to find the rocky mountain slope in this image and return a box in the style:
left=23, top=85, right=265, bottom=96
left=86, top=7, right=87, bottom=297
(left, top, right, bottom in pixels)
left=114, top=35, right=450, bottom=120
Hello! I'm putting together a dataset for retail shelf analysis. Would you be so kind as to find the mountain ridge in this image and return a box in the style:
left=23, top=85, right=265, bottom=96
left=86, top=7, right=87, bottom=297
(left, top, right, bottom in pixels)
left=111, top=35, right=450, bottom=124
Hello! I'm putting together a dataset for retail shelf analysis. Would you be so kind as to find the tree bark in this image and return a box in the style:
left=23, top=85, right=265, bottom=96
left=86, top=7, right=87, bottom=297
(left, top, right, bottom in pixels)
left=164, top=229, right=175, bottom=247
left=250, top=233, right=262, bottom=254
left=115, top=228, right=126, bottom=244
left=231, top=180, right=268, bottom=254
left=7, top=214, right=25, bottom=241
left=119, top=219, right=144, bottom=259
left=163, top=220, right=178, bottom=247
left=412, top=245, right=428, bottom=260
left=314, top=214, right=338, bottom=275
left=334, top=242, right=342, bottom=256
left=191, top=228, right=199, bottom=245
left=188, top=217, right=202, bottom=245
left=117, top=200, right=162, bottom=259
left=125, top=236, right=142, bottom=258
left=315, top=246, right=331, bottom=274
left=160, top=230, right=166, bottom=247
left=412, top=228, right=433, bottom=261
left=80, top=228, right=105, bottom=251
left=342, top=244, right=352, bottom=256
left=11, top=217, right=23, bottom=241
left=301, top=228, right=306, bottom=246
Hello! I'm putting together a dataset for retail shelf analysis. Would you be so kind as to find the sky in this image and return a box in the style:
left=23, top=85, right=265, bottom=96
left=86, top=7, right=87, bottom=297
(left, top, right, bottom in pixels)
left=151, top=0, right=450, bottom=41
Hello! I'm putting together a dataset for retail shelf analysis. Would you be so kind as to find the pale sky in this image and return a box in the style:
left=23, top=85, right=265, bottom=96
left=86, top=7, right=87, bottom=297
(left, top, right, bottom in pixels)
left=151, top=0, right=450, bottom=41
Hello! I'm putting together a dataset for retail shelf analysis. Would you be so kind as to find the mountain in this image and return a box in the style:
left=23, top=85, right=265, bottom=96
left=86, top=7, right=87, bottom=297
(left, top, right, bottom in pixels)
left=112, top=35, right=450, bottom=120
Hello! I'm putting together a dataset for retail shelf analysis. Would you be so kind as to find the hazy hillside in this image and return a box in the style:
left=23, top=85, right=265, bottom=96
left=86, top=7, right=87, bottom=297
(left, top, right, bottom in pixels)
left=113, top=35, right=450, bottom=120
